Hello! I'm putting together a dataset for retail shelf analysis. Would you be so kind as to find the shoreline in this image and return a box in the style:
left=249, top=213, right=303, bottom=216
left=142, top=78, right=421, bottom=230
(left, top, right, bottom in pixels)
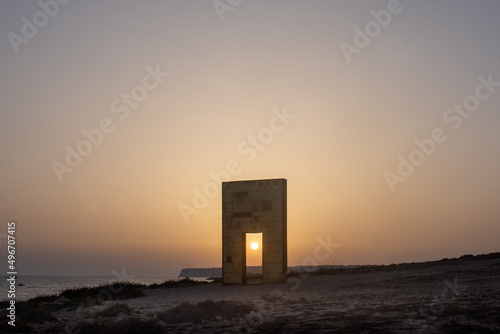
left=2, top=252, right=499, bottom=333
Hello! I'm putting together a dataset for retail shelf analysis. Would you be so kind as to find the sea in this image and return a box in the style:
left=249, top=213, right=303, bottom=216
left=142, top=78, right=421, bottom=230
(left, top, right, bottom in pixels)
left=0, top=275, right=187, bottom=302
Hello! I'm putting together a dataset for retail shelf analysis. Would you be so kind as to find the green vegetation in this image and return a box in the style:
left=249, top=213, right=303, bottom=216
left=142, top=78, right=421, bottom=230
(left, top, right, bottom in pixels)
left=287, top=253, right=500, bottom=278
left=2, top=252, right=498, bottom=333
left=0, top=282, right=146, bottom=333
left=39, top=324, right=68, bottom=334
left=20, top=303, right=58, bottom=323
left=94, top=302, right=134, bottom=318
left=61, top=282, right=145, bottom=309
left=286, top=270, right=303, bottom=278
left=0, top=317, right=34, bottom=334
left=148, top=277, right=210, bottom=289
left=76, top=317, right=164, bottom=334
left=310, top=265, right=376, bottom=276
left=0, top=278, right=219, bottom=333
left=157, top=299, right=254, bottom=324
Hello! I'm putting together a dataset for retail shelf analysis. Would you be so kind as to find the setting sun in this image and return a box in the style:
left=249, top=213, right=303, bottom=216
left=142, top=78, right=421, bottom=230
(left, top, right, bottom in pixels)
left=251, top=242, right=259, bottom=250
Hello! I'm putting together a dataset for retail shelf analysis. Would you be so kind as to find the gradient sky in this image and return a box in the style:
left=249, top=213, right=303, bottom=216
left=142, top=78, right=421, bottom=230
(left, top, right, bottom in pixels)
left=1, top=0, right=499, bottom=277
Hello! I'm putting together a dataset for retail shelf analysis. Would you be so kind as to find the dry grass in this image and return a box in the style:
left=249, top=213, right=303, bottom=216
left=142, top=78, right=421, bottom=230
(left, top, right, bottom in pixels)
left=94, top=303, right=134, bottom=318
left=76, top=317, right=163, bottom=334
left=157, top=299, right=254, bottom=324
left=147, top=277, right=210, bottom=289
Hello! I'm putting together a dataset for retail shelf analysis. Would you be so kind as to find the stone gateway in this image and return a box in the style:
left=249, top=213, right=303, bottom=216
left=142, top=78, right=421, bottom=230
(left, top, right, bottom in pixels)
left=222, top=178, right=287, bottom=285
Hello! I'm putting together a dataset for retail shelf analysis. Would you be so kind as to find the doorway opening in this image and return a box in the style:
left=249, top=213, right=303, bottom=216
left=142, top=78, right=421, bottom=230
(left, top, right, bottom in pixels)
left=244, top=233, right=262, bottom=284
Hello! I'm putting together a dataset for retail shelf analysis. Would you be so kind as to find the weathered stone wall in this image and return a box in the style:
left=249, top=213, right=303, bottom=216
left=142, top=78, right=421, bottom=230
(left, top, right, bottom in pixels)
left=222, top=178, right=287, bottom=284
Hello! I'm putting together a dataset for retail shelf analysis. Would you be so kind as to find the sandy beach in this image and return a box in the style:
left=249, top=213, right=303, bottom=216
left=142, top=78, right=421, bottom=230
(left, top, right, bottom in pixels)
left=13, top=253, right=498, bottom=333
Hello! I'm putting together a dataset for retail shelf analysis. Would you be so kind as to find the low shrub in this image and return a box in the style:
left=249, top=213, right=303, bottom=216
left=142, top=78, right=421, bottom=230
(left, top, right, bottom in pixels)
left=157, top=299, right=254, bottom=324
left=77, top=317, right=164, bottom=334
left=61, top=282, right=145, bottom=309
left=20, top=304, right=58, bottom=323
left=95, top=302, right=134, bottom=318
left=148, top=277, right=209, bottom=289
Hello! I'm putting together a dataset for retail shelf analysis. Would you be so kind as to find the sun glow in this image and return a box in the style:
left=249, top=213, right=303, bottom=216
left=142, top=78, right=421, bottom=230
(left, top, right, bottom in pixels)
left=251, top=242, right=259, bottom=250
